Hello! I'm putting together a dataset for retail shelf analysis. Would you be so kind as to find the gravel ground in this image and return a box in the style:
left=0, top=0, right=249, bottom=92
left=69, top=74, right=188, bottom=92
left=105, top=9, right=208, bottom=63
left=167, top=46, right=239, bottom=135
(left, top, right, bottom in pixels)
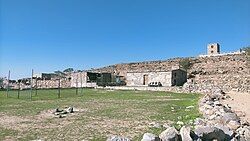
left=222, top=92, right=250, bottom=122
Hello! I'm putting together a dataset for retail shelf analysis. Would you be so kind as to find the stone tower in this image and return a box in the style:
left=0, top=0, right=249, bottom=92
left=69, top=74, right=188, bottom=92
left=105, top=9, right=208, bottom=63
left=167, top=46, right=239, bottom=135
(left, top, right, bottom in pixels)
left=207, top=43, right=220, bottom=55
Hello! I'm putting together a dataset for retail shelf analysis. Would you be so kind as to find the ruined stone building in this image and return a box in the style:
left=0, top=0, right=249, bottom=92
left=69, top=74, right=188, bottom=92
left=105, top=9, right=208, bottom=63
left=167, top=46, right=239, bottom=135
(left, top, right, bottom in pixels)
left=207, top=43, right=220, bottom=55
left=70, top=72, right=98, bottom=88
left=126, top=69, right=187, bottom=87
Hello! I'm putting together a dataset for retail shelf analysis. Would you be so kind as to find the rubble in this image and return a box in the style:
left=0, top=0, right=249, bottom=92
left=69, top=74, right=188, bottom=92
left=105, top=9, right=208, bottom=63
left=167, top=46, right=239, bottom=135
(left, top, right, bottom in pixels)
left=136, top=88, right=250, bottom=141
left=53, top=107, right=75, bottom=118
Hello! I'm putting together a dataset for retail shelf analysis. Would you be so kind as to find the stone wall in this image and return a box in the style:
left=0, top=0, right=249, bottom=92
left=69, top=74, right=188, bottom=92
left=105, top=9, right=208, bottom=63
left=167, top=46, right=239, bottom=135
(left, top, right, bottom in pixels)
left=126, top=71, right=172, bottom=86
left=35, top=79, right=71, bottom=89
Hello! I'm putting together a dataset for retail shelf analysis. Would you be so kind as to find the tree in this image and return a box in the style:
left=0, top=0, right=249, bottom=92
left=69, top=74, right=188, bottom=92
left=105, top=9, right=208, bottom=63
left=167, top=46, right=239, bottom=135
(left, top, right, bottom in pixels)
left=179, top=58, right=193, bottom=70
left=242, top=46, right=250, bottom=56
left=63, top=68, right=74, bottom=73
left=54, top=71, right=66, bottom=77
left=0, top=78, right=3, bottom=89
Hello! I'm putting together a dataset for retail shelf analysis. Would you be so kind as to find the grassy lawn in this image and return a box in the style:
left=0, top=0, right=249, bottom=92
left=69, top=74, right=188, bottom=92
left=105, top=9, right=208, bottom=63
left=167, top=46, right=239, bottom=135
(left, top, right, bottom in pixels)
left=0, top=88, right=201, bottom=141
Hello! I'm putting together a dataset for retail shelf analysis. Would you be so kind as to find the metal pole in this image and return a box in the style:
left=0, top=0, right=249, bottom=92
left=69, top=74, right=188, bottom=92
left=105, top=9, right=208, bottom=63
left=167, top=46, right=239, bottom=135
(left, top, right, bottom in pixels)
left=80, top=72, right=83, bottom=95
left=30, top=69, right=33, bottom=100
left=7, top=70, right=10, bottom=98
left=58, top=78, right=61, bottom=98
left=18, top=81, right=20, bottom=99
left=35, top=77, right=38, bottom=96
left=76, top=73, right=78, bottom=95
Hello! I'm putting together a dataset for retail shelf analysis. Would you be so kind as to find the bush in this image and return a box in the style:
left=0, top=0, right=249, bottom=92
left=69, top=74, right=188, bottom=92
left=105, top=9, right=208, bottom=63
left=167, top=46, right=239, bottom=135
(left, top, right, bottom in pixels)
left=179, top=58, right=193, bottom=70
left=242, top=46, right=250, bottom=56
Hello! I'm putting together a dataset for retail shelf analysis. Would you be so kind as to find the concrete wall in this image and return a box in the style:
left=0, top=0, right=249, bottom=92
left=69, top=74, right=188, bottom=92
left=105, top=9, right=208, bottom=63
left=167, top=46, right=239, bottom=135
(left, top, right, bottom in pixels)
left=70, top=72, right=97, bottom=87
left=172, top=69, right=187, bottom=86
left=126, top=71, right=172, bottom=86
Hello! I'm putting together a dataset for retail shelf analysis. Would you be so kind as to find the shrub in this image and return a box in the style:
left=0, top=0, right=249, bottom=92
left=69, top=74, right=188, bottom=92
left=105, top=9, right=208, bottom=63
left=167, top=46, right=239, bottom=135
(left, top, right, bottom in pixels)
left=179, top=58, right=193, bottom=70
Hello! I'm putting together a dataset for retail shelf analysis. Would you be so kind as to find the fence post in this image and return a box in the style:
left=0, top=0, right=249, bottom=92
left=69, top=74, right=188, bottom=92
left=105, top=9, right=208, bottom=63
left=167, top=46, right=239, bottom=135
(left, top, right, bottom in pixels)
left=80, top=72, right=83, bottom=95
left=30, top=69, right=33, bottom=100
left=18, top=81, right=20, bottom=99
left=76, top=73, right=78, bottom=95
left=6, top=70, right=10, bottom=98
left=58, top=78, right=61, bottom=98
left=35, top=77, right=38, bottom=96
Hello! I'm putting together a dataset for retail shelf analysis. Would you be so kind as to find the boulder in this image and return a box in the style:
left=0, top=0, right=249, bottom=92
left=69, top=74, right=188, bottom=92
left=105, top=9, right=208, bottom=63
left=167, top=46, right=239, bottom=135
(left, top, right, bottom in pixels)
left=141, top=133, right=160, bottom=141
left=215, top=124, right=234, bottom=139
left=194, top=118, right=205, bottom=126
left=221, top=113, right=239, bottom=123
left=163, top=123, right=171, bottom=129
left=194, top=125, right=226, bottom=141
left=243, top=126, right=250, bottom=140
left=240, top=120, right=249, bottom=126
left=55, top=108, right=61, bottom=113
left=237, top=127, right=245, bottom=135
left=159, top=127, right=179, bottom=141
left=208, top=115, right=217, bottom=120
left=66, top=107, right=74, bottom=113
left=61, top=110, right=68, bottom=115
left=205, top=109, right=214, bottom=115
left=227, top=120, right=241, bottom=130
left=177, top=121, right=184, bottom=126
left=210, top=91, right=223, bottom=100
left=204, top=104, right=213, bottom=110
left=106, top=135, right=130, bottom=141
left=180, top=126, right=192, bottom=141
left=214, top=101, right=222, bottom=106
left=149, top=122, right=162, bottom=128
left=58, top=114, right=66, bottom=118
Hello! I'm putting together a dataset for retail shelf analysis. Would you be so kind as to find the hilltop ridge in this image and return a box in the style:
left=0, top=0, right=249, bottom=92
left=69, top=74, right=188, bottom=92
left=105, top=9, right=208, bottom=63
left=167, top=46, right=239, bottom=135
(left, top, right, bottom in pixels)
left=93, top=53, right=249, bottom=92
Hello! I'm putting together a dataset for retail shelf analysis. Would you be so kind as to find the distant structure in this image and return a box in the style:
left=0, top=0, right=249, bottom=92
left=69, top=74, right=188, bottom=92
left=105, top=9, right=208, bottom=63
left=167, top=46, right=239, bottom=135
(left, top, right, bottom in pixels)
left=126, top=68, right=187, bottom=87
left=207, top=43, right=220, bottom=55
left=198, top=43, right=245, bottom=57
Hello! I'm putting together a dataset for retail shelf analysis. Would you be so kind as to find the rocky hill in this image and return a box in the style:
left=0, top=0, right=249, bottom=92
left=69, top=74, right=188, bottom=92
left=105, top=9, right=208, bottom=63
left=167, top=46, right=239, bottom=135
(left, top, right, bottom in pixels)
left=93, top=53, right=250, bottom=93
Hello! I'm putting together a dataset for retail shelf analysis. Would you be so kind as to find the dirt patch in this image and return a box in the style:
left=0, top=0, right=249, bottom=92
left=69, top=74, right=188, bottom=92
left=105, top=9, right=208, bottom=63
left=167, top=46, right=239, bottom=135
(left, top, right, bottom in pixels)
left=66, top=116, right=153, bottom=140
left=0, top=113, right=31, bottom=131
left=222, top=92, right=250, bottom=122
left=0, top=107, right=87, bottom=132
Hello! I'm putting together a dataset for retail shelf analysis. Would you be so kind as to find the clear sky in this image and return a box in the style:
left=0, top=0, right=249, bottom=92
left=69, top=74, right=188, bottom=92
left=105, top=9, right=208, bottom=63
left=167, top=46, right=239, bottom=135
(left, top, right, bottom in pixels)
left=0, top=0, right=250, bottom=79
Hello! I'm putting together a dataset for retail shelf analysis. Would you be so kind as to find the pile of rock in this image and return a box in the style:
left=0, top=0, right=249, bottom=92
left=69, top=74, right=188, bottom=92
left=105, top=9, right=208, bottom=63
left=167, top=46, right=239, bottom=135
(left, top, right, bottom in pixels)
left=139, top=89, right=250, bottom=140
left=53, top=107, right=74, bottom=118
left=196, top=89, right=250, bottom=140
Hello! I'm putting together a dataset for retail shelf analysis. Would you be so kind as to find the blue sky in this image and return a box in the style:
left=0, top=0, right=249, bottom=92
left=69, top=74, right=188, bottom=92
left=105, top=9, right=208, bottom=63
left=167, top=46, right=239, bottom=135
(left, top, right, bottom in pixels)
left=0, top=0, right=250, bottom=79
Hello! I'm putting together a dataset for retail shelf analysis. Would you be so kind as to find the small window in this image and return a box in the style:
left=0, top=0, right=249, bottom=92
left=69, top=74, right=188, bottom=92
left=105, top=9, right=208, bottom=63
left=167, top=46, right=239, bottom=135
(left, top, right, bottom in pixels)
left=211, top=45, right=214, bottom=48
left=211, top=51, right=214, bottom=53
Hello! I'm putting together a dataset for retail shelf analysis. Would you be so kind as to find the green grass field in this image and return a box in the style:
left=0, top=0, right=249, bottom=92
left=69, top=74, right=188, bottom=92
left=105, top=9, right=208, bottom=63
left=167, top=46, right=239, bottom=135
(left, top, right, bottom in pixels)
left=0, top=88, right=201, bottom=141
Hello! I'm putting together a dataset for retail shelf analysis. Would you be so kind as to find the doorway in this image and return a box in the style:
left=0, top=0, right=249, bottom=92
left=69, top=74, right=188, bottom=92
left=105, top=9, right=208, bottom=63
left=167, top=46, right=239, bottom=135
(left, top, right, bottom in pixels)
left=143, top=75, right=148, bottom=85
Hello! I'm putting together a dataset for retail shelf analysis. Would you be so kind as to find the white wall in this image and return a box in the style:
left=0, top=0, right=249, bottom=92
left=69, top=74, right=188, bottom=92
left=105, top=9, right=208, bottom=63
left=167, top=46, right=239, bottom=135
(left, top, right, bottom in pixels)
left=126, top=71, right=172, bottom=86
